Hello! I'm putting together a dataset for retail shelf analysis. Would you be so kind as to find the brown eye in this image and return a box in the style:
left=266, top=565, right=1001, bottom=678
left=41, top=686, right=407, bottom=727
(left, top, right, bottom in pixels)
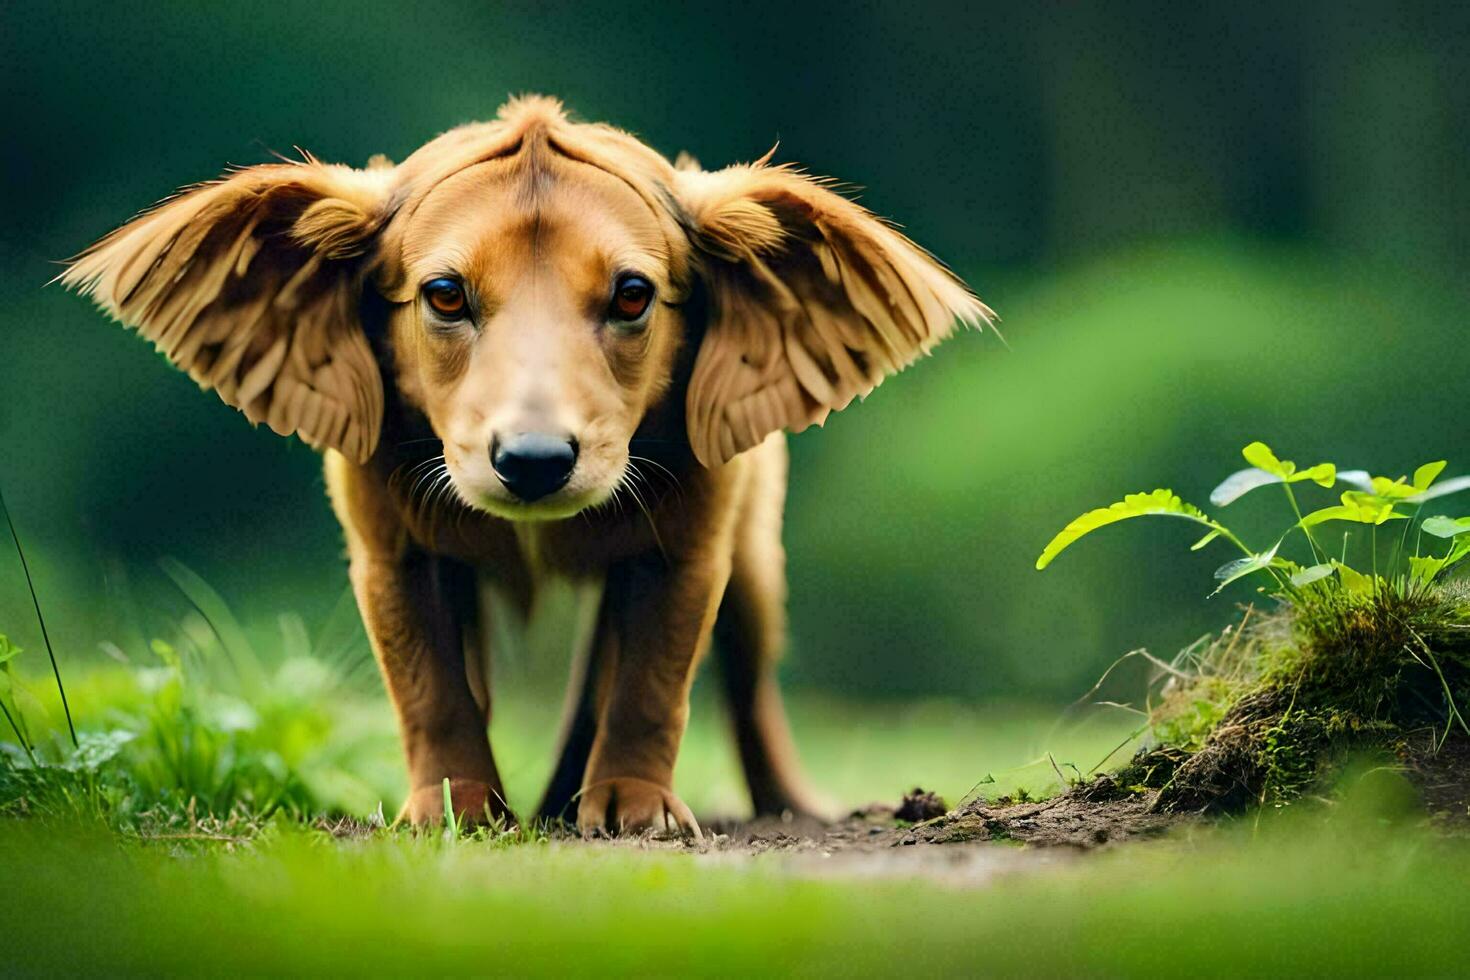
left=423, top=278, right=467, bottom=319
left=610, top=275, right=654, bottom=323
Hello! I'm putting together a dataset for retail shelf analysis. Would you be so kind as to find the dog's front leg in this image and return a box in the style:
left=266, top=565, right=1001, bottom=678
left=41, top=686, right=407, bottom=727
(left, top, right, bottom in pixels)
left=576, top=551, right=730, bottom=840
left=351, top=550, right=507, bottom=828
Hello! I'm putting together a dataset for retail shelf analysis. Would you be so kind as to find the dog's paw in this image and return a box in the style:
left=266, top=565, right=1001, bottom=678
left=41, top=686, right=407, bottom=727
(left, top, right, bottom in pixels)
left=577, top=776, right=703, bottom=841
left=398, top=778, right=509, bottom=830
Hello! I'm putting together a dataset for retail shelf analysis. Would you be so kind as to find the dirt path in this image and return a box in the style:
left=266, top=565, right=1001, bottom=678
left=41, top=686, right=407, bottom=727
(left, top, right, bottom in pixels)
left=571, top=782, right=1191, bottom=885
left=681, top=733, right=1470, bottom=873
left=700, top=784, right=1179, bottom=855
left=319, top=744, right=1464, bottom=880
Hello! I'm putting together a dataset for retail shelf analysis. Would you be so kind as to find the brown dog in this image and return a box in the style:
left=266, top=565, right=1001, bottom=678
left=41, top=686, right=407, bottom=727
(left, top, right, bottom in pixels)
left=63, top=97, right=989, bottom=837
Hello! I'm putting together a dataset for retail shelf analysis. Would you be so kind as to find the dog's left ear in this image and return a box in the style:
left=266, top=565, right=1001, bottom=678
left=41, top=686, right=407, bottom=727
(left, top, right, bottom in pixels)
left=60, top=159, right=397, bottom=463
left=672, top=161, right=991, bottom=466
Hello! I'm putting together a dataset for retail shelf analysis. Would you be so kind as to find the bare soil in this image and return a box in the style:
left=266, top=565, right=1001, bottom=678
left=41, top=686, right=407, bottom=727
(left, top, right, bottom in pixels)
left=318, top=747, right=1467, bottom=878
left=708, top=781, right=1173, bottom=851
left=463, top=782, right=1173, bottom=884
left=628, top=740, right=1469, bottom=864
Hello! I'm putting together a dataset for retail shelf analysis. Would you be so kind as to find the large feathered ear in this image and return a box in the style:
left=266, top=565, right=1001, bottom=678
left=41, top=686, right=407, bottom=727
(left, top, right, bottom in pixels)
left=672, top=161, right=992, bottom=467
left=60, top=158, right=398, bottom=463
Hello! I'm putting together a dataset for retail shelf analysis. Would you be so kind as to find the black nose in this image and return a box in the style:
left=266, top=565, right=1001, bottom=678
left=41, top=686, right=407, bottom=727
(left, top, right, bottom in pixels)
left=491, top=432, right=578, bottom=502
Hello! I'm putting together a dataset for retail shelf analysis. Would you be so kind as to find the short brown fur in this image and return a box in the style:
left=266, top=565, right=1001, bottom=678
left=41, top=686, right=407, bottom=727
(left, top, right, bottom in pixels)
left=64, top=97, right=990, bottom=837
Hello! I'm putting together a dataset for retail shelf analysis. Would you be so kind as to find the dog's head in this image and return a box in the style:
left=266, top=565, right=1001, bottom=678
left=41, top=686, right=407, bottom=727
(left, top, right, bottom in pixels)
left=64, top=97, right=989, bottom=520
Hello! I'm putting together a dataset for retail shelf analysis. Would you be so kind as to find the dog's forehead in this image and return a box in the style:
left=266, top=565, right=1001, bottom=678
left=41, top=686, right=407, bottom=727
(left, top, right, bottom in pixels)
left=392, top=98, right=677, bottom=228
left=393, top=153, right=673, bottom=296
left=382, top=102, right=689, bottom=294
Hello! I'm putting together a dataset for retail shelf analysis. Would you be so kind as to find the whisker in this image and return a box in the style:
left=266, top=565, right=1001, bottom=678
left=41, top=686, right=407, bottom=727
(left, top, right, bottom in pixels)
left=406, top=459, right=445, bottom=511
left=449, top=478, right=474, bottom=534
left=602, top=467, right=630, bottom=520
left=402, top=456, right=448, bottom=535
left=628, top=453, right=683, bottom=501
left=428, top=466, right=456, bottom=543
left=624, top=459, right=668, bottom=562
left=394, top=453, right=446, bottom=497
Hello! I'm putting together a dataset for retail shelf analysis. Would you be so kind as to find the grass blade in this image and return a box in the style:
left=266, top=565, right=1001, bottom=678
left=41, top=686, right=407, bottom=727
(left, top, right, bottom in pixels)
left=159, top=557, right=267, bottom=695
left=0, top=480, right=77, bottom=747
left=0, top=692, right=38, bottom=765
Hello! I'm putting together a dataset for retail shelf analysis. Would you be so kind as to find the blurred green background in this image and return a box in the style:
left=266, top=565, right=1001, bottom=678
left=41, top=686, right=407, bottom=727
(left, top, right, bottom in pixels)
left=3, top=0, right=1468, bottom=709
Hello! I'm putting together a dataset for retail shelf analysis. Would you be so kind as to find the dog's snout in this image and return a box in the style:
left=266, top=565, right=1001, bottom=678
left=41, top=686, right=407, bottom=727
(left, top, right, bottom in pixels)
left=491, top=432, right=578, bottom=502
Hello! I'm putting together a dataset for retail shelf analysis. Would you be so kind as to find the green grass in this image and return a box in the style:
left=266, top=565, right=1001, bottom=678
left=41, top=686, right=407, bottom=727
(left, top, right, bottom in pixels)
left=8, top=647, right=1467, bottom=978
left=6, top=780, right=1468, bottom=977
left=5, top=656, right=1137, bottom=827
left=3, top=548, right=1467, bottom=977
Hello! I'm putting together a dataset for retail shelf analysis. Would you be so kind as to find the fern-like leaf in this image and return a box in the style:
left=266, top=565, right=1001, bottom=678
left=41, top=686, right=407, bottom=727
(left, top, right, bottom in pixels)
left=1036, top=489, right=1216, bottom=570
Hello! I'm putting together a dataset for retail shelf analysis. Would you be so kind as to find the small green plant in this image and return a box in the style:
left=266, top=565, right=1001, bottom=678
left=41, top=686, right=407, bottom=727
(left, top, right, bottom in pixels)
left=1, top=557, right=389, bottom=831
left=1040, top=441, right=1470, bottom=812
left=1036, top=441, right=1470, bottom=602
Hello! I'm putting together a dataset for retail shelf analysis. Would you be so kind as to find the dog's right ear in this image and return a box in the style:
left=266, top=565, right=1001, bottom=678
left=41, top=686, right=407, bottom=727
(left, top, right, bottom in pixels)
left=61, top=158, right=398, bottom=463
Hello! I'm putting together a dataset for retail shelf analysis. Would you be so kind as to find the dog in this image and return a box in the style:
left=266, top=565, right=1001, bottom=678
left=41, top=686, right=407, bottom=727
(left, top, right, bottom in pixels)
left=63, top=97, right=989, bottom=837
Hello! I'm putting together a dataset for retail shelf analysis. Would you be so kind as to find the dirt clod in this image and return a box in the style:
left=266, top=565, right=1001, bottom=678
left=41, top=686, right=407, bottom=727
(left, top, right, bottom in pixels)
left=896, top=788, right=948, bottom=823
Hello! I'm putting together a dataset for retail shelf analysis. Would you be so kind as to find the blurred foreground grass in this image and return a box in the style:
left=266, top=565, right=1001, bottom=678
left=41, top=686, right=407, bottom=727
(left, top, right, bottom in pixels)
left=7, top=781, right=1469, bottom=977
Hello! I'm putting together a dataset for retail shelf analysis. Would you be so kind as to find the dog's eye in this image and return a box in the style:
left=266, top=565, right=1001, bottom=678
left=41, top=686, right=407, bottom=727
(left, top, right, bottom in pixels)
left=609, top=275, right=654, bottom=323
left=423, top=278, right=467, bottom=319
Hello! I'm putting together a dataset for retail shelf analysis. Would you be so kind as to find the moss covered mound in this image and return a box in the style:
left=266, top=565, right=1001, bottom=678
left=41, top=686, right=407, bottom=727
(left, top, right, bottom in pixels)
left=1117, top=581, right=1470, bottom=822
